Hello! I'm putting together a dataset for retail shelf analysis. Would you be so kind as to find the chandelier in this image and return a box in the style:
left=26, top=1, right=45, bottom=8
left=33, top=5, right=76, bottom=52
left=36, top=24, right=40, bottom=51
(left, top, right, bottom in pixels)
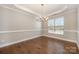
left=40, top=4, right=49, bottom=22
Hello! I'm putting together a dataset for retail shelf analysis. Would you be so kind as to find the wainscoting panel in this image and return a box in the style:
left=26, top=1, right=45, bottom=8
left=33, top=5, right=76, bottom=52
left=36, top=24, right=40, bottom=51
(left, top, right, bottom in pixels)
left=0, top=30, right=42, bottom=47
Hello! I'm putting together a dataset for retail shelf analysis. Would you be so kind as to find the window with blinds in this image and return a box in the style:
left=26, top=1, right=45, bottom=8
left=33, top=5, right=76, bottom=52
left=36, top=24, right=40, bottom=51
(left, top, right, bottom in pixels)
left=48, top=16, right=64, bottom=35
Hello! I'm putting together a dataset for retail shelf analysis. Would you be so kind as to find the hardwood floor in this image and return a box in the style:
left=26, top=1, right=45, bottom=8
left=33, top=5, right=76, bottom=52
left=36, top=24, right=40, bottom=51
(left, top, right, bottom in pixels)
left=0, top=36, right=78, bottom=54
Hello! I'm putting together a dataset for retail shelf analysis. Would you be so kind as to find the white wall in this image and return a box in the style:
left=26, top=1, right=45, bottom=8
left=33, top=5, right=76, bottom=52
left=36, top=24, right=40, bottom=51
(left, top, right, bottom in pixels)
left=0, top=5, right=78, bottom=48
left=77, top=8, right=79, bottom=48
left=42, top=9, right=77, bottom=43
left=0, top=6, right=42, bottom=47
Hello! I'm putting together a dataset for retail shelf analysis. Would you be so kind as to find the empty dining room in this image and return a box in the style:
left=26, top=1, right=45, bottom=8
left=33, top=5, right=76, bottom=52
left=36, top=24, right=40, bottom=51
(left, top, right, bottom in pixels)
left=0, top=4, right=79, bottom=54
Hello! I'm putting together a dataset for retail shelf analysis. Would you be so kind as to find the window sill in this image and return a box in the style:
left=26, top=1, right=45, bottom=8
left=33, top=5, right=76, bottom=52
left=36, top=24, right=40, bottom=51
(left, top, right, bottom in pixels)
left=48, top=30, right=64, bottom=35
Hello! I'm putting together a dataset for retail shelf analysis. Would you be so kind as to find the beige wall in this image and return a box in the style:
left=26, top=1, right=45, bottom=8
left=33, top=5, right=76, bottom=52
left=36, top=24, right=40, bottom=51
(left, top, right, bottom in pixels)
left=77, top=8, right=79, bottom=48
left=42, top=9, right=77, bottom=42
left=0, top=6, right=42, bottom=47
left=0, top=5, right=78, bottom=47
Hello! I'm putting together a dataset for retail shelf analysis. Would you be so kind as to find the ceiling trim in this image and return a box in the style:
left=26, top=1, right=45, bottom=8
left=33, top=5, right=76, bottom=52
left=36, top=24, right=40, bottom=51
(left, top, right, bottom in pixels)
left=0, top=5, right=34, bottom=16
left=1, top=4, right=68, bottom=19
left=46, top=5, right=68, bottom=17
left=14, top=4, right=41, bottom=17
left=14, top=4, right=68, bottom=18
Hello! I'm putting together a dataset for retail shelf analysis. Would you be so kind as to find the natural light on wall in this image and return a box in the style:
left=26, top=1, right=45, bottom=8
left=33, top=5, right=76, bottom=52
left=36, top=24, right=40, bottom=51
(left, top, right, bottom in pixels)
left=48, top=16, right=64, bottom=35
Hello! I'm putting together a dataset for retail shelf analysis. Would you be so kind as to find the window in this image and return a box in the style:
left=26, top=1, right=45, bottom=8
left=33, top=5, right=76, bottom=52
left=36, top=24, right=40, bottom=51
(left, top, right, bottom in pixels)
left=48, top=17, right=64, bottom=35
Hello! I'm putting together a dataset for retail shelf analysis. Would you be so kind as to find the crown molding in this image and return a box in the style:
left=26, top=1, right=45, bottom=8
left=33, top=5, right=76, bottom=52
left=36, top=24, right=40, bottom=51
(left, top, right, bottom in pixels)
left=14, top=4, right=41, bottom=17
left=0, top=4, right=67, bottom=20
left=14, top=5, right=68, bottom=18
left=46, top=5, right=68, bottom=17
left=0, top=5, right=35, bottom=17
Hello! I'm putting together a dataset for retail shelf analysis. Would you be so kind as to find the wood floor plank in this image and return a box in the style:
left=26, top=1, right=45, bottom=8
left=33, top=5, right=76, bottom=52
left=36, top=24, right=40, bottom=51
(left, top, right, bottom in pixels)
left=0, top=36, right=78, bottom=54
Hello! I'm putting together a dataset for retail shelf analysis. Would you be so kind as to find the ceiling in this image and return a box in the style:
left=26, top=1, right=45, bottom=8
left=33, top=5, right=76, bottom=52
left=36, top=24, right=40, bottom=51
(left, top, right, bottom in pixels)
left=1, top=4, right=79, bottom=18
left=15, top=4, right=67, bottom=17
left=14, top=4, right=79, bottom=17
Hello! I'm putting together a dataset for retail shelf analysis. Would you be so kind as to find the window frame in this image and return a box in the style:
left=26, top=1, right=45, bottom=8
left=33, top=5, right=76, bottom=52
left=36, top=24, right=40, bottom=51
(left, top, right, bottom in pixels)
left=48, top=16, right=64, bottom=35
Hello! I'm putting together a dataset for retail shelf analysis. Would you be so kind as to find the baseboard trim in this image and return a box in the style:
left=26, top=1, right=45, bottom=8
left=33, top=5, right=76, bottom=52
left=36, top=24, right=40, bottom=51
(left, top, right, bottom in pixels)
left=44, top=35, right=79, bottom=49
left=76, top=43, right=79, bottom=49
left=0, top=35, right=78, bottom=48
left=0, top=35, right=42, bottom=48
left=43, top=35, right=77, bottom=43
